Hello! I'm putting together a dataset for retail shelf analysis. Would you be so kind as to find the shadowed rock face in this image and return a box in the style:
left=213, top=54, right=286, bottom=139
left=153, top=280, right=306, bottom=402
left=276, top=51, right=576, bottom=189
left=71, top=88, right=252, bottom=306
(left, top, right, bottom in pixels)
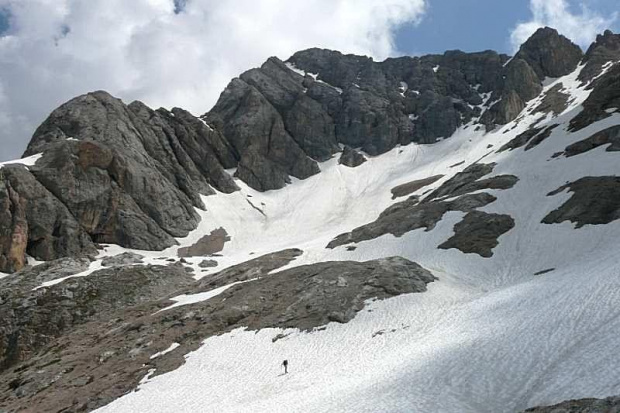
left=438, top=211, right=515, bottom=257
left=0, top=253, right=433, bottom=413
left=542, top=176, right=620, bottom=227
left=523, top=395, right=620, bottom=412
left=481, top=28, right=582, bottom=129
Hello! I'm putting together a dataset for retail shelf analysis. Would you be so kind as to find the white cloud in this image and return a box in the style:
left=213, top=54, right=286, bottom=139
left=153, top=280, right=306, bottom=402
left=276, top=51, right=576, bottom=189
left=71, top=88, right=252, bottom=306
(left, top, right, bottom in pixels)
left=510, top=0, right=617, bottom=52
left=0, top=0, right=426, bottom=161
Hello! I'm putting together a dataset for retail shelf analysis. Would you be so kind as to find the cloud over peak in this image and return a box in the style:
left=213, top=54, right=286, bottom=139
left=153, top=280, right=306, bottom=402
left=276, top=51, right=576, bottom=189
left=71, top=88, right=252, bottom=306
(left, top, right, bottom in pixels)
left=510, top=0, right=617, bottom=52
left=0, top=0, right=426, bottom=161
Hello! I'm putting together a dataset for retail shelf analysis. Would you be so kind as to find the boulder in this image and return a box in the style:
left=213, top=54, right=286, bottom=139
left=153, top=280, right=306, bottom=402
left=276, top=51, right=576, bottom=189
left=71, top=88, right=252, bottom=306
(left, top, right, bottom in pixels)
left=338, top=146, right=367, bottom=167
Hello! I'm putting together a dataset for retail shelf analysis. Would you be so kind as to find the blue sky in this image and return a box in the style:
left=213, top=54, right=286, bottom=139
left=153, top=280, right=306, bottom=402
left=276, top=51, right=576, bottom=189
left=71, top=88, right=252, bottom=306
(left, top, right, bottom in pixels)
left=397, top=0, right=619, bottom=55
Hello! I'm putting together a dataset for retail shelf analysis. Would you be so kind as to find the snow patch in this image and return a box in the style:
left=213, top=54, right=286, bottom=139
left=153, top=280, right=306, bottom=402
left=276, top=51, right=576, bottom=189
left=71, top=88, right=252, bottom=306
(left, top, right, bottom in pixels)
left=156, top=279, right=257, bottom=313
left=150, top=343, right=180, bottom=360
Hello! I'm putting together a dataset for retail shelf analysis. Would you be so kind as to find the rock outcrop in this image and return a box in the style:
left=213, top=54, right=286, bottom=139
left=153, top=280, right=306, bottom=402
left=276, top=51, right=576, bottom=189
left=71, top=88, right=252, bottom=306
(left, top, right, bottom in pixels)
left=328, top=162, right=518, bottom=256
left=391, top=175, right=444, bottom=199
left=438, top=211, right=515, bottom=257
left=542, top=176, right=620, bottom=227
left=338, top=145, right=367, bottom=167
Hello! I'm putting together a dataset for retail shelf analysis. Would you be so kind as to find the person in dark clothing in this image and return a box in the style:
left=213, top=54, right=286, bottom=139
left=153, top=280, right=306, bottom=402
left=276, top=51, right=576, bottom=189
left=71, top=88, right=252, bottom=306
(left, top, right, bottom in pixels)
left=282, top=359, right=288, bottom=374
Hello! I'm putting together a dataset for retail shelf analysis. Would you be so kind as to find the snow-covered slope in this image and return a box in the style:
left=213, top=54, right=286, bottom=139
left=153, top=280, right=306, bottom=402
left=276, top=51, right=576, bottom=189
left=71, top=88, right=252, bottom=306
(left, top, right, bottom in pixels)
left=84, top=61, right=620, bottom=413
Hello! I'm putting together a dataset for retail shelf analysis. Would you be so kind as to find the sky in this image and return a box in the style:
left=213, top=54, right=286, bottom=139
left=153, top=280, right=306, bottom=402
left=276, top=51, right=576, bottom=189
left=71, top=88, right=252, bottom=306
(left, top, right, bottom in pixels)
left=0, top=0, right=618, bottom=161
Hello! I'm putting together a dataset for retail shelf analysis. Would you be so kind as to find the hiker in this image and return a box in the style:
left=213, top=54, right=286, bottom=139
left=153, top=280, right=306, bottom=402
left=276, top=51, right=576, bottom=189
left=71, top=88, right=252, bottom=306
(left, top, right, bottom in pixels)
left=282, top=359, right=288, bottom=374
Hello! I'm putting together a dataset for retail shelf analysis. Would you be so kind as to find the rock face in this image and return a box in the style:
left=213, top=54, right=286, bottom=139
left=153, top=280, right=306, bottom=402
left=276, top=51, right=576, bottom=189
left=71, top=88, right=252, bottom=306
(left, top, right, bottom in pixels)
left=101, top=252, right=145, bottom=267
left=542, top=177, right=620, bottom=227
left=481, top=27, right=582, bottom=128
left=579, top=30, right=620, bottom=83
left=514, top=27, right=584, bottom=79
left=327, top=192, right=499, bottom=250
left=0, top=166, right=97, bottom=273
left=204, top=44, right=539, bottom=189
left=423, top=163, right=518, bottom=202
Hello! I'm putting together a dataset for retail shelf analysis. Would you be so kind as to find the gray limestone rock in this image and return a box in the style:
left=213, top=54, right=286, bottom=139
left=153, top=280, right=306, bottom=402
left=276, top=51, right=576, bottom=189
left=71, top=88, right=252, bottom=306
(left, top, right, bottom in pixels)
left=326, top=192, right=497, bottom=249
left=438, top=211, right=515, bottom=257
left=423, top=163, right=518, bottom=202
left=542, top=176, right=620, bottom=227
left=0, top=166, right=96, bottom=273
left=579, top=30, right=620, bottom=83
left=532, top=84, right=570, bottom=116
left=101, top=252, right=145, bottom=267
left=0, top=264, right=195, bottom=372
left=391, top=175, right=444, bottom=199
left=177, top=227, right=231, bottom=257
left=0, top=253, right=431, bottom=412
left=198, top=259, right=218, bottom=268
left=498, top=124, right=559, bottom=153
left=514, top=27, right=584, bottom=79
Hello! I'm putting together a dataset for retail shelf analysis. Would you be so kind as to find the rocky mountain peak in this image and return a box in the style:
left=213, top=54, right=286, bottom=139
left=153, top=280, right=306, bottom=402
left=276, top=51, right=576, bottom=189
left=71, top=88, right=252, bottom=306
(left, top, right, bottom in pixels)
left=580, top=29, right=620, bottom=82
left=514, top=26, right=584, bottom=79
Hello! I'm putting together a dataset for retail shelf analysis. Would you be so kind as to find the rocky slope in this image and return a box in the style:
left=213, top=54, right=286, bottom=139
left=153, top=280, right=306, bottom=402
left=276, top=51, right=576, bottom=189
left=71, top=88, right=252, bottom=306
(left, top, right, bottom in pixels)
left=1, top=27, right=620, bottom=413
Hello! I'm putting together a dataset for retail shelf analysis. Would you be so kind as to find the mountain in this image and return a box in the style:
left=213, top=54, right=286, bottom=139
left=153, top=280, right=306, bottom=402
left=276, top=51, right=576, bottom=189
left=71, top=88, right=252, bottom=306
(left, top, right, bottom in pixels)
left=1, top=27, right=620, bottom=413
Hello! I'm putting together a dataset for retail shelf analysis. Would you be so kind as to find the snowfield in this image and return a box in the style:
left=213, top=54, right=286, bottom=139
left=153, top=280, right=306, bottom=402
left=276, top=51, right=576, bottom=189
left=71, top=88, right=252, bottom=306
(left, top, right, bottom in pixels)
left=91, top=65, right=620, bottom=412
